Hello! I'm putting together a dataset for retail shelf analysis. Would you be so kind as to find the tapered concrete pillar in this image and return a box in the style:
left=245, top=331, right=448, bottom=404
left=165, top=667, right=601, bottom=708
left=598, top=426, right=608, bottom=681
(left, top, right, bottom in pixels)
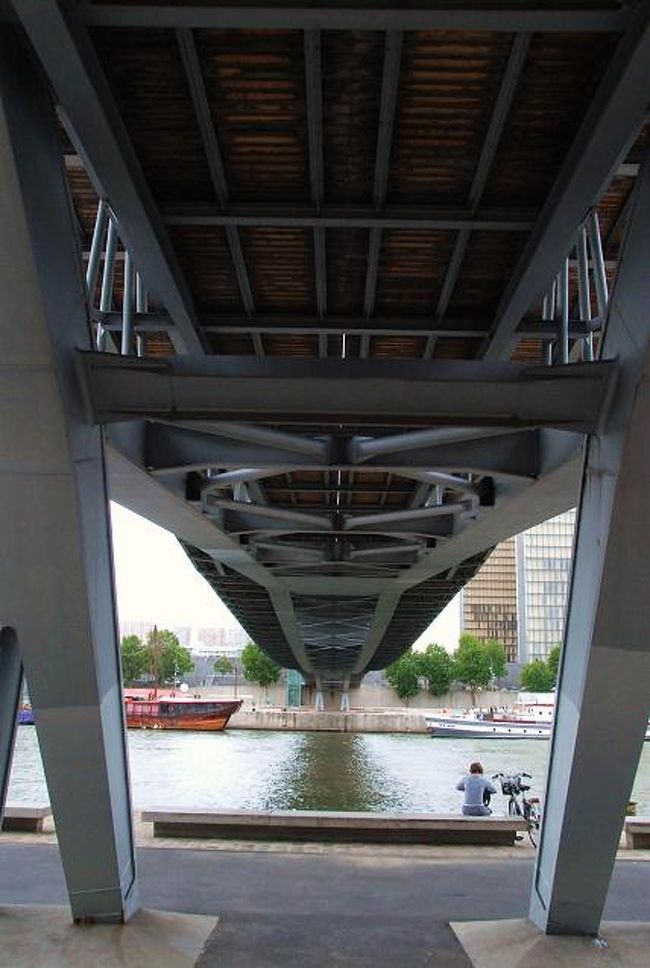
left=315, top=678, right=325, bottom=711
left=0, top=629, right=22, bottom=821
left=340, top=678, right=351, bottom=712
left=0, top=32, right=137, bottom=921
left=530, top=155, right=650, bottom=935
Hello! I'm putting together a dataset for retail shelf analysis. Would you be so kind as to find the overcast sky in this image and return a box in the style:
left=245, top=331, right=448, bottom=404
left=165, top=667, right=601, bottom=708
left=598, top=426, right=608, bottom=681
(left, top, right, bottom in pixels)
left=110, top=502, right=461, bottom=650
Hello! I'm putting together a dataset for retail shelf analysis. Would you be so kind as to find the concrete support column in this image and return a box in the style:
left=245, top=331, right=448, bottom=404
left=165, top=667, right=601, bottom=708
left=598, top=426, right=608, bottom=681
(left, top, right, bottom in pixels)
left=530, top=154, right=650, bottom=935
left=0, top=628, right=23, bottom=821
left=0, top=32, right=137, bottom=922
left=340, top=679, right=350, bottom=713
left=315, top=678, right=325, bottom=711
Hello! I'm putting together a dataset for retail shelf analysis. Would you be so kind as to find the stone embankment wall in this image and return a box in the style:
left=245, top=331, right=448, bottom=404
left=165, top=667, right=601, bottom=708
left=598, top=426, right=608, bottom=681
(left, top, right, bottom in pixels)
left=187, top=684, right=517, bottom=733
left=228, top=709, right=430, bottom=733
left=198, top=683, right=515, bottom=713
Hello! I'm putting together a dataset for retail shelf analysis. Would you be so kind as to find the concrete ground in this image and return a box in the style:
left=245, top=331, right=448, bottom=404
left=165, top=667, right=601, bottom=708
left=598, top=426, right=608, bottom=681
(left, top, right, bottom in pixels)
left=2, top=841, right=650, bottom=966
left=0, top=905, right=217, bottom=968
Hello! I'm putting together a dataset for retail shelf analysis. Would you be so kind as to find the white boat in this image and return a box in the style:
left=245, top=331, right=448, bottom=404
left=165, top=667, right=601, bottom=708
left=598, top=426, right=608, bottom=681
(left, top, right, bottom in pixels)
left=425, top=693, right=650, bottom=740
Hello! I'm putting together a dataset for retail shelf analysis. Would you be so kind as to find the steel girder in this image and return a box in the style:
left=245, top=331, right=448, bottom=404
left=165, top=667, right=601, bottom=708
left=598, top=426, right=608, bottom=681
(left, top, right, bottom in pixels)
left=78, top=354, right=615, bottom=431
left=78, top=4, right=629, bottom=33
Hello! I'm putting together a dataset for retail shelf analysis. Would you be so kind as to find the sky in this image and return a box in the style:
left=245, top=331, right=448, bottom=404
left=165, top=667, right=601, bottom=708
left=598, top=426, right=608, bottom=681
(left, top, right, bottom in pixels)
left=110, top=502, right=461, bottom=650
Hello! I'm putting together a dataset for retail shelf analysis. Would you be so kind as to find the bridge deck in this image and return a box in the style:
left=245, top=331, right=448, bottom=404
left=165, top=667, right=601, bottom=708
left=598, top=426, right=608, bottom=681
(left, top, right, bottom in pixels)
left=14, top=1, right=648, bottom=683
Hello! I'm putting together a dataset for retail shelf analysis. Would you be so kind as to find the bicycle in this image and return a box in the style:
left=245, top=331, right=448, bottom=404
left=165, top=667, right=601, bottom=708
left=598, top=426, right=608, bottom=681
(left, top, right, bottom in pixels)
left=492, top=771, right=541, bottom=846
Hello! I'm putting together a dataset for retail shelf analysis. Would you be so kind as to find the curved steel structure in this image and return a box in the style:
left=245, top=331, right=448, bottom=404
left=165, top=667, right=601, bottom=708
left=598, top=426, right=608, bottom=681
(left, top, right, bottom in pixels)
left=4, top=0, right=650, bottom=937
left=9, top=0, right=643, bottom=689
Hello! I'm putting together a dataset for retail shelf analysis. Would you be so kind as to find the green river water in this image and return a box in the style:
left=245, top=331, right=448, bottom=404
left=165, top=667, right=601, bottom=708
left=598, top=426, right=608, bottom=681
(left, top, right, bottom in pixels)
left=9, top=726, right=650, bottom=815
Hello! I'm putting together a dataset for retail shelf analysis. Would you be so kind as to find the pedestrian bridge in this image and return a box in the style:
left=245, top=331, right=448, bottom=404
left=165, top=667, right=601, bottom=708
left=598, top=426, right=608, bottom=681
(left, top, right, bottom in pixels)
left=2, top=0, right=650, bottom=942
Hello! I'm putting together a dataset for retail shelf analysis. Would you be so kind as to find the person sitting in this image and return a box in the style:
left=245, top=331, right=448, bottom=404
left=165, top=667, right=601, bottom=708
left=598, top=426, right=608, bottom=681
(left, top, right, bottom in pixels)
left=456, top=761, right=497, bottom=816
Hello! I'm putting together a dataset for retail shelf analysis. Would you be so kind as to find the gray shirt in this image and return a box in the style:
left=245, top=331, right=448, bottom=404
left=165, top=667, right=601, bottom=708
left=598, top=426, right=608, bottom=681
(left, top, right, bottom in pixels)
left=456, top=774, right=497, bottom=808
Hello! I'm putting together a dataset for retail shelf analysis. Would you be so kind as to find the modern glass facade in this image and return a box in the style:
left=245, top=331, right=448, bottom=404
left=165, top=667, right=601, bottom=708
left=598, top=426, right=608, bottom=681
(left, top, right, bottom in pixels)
left=461, top=510, right=576, bottom=663
left=517, top=510, right=575, bottom=663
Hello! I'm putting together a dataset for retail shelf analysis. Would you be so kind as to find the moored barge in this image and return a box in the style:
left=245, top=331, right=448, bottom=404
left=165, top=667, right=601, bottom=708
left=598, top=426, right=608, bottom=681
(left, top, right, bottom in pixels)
left=124, top=692, right=242, bottom=731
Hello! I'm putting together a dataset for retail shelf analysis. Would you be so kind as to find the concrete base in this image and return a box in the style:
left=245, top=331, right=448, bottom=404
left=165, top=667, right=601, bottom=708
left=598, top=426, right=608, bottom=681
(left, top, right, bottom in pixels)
left=0, top=905, right=218, bottom=968
left=451, top=918, right=650, bottom=967
left=143, top=808, right=526, bottom=845
left=229, top=708, right=428, bottom=732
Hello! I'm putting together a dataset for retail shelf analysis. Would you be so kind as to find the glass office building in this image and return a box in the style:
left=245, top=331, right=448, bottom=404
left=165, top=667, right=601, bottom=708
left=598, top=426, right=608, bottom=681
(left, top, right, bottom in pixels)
left=462, top=510, right=576, bottom=663
left=516, top=509, right=576, bottom=663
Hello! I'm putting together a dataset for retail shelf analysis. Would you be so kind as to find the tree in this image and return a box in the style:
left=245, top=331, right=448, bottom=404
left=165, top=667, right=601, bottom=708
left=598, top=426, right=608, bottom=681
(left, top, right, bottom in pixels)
left=385, top=651, right=421, bottom=703
left=120, top=635, right=148, bottom=685
left=547, top=645, right=561, bottom=684
left=241, top=641, right=281, bottom=697
left=418, top=643, right=454, bottom=696
left=146, top=627, right=194, bottom=685
left=484, top=639, right=507, bottom=684
left=520, top=659, right=554, bottom=692
left=453, top=634, right=492, bottom=705
left=213, top=655, right=233, bottom=677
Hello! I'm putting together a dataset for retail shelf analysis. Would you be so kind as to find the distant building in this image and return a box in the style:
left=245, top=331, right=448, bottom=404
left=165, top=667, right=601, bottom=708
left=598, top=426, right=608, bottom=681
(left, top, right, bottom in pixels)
left=461, top=510, right=576, bottom=663
left=119, top=621, right=247, bottom=657
left=195, top=625, right=247, bottom=656
left=516, top=510, right=575, bottom=663
left=461, top=536, right=518, bottom=661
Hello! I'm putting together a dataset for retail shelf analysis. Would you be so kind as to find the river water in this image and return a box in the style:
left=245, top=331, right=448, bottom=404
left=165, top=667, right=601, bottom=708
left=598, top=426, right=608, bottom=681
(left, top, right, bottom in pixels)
left=9, top=726, right=650, bottom=815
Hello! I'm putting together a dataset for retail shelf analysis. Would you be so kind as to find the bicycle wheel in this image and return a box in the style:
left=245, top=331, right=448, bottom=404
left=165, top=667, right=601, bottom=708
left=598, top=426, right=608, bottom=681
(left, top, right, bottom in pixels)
left=526, top=804, right=539, bottom=847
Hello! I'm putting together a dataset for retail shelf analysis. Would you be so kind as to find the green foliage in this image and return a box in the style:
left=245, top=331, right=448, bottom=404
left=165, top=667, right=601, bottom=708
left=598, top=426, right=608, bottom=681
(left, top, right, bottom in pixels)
left=120, top=635, right=148, bottom=685
left=453, top=634, right=493, bottom=704
left=520, top=659, right=555, bottom=692
left=213, top=655, right=233, bottom=677
left=547, top=645, right=561, bottom=684
left=385, top=650, right=421, bottom=702
left=483, top=639, right=507, bottom=681
left=418, top=643, right=455, bottom=696
left=520, top=645, right=560, bottom=692
left=146, top=627, right=194, bottom=684
left=241, top=641, right=281, bottom=689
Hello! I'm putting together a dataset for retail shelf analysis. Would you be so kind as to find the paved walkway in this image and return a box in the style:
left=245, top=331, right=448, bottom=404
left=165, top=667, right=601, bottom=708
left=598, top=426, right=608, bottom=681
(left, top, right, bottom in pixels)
left=1, top=843, right=650, bottom=966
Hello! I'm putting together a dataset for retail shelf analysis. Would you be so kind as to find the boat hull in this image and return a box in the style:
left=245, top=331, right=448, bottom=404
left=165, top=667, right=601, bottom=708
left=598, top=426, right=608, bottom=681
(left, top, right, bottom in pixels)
left=425, top=717, right=550, bottom=740
left=125, top=698, right=242, bottom=731
left=425, top=716, right=650, bottom=741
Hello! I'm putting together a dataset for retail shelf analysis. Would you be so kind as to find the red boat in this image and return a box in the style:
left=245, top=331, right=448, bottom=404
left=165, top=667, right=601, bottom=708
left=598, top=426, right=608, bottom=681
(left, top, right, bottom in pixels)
left=124, top=690, right=242, bottom=731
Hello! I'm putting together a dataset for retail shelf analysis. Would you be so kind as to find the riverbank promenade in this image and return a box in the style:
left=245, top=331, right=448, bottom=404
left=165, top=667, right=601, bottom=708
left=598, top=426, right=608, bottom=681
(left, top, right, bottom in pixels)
left=2, top=831, right=650, bottom=967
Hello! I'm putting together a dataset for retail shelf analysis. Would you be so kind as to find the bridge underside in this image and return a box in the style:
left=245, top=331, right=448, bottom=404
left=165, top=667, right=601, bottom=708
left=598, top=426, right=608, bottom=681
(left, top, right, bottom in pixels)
left=11, top=0, right=642, bottom=685
left=3, top=0, right=650, bottom=935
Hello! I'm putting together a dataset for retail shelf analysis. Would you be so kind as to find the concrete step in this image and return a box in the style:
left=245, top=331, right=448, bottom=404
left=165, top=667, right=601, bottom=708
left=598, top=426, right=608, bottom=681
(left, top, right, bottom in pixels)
left=141, top=808, right=528, bottom=845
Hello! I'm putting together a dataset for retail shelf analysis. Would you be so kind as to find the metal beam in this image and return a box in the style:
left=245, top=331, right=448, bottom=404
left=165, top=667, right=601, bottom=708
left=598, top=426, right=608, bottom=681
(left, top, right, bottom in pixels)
left=172, top=420, right=328, bottom=460
left=0, top=31, right=138, bottom=920
left=13, top=0, right=205, bottom=355
left=304, top=30, right=326, bottom=320
left=207, top=497, right=333, bottom=530
left=176, top=27, right=254, bottom=317
left=469, top=34, right=531, bottom=212
left=392, top=470, right=483, bottom=497
left=96, top=308, right=595, bottom=341
left=484, top=3, right=650, bottom=360
left=140, top=423, right=543, bottom=481
left=81, top=4, right=630, bottom=33
left=345, top=503, right=465, bottom=530
left=79, top=353, right=615, bottom=432
left=354, top=427, right=516, bottom=462
left=530, top=152, right=650, bottom=937
left=163, top=203, right=535, bottom=231
left=431, top=34, right=530, bottom=342
left=0, top=629, right=22, bottom=824
left=364, top=31, right=402, bottom=319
